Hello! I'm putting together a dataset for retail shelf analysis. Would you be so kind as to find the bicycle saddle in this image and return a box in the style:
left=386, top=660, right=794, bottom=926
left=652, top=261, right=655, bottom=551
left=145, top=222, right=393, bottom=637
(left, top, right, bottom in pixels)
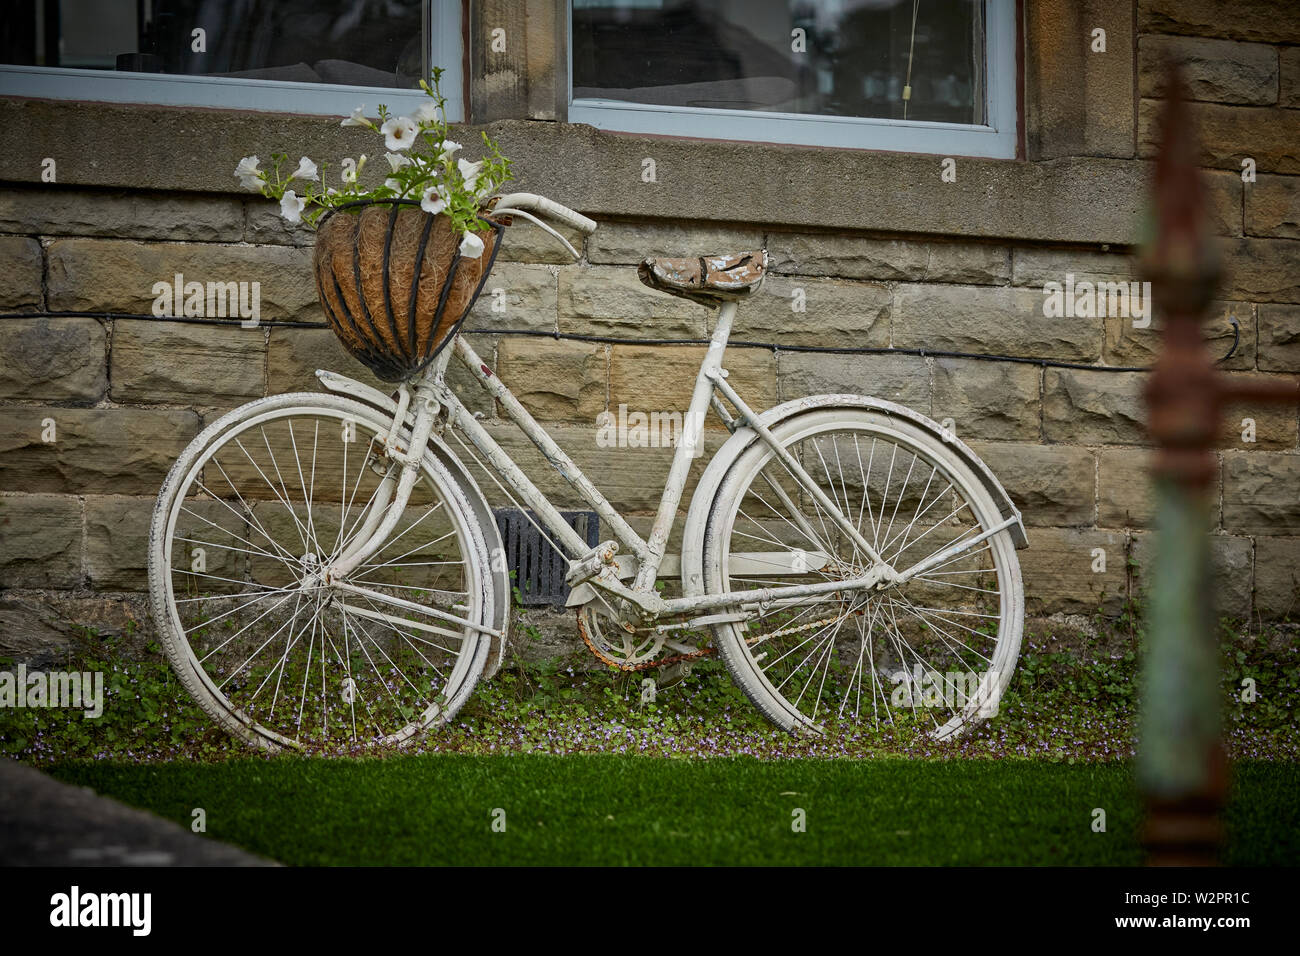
left=637, top=250, right=769, bottom=306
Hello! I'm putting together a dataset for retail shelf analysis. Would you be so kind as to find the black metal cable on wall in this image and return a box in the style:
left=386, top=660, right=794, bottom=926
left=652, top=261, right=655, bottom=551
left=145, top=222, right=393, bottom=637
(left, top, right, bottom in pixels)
left=0, top=309, right=1243, bottom=371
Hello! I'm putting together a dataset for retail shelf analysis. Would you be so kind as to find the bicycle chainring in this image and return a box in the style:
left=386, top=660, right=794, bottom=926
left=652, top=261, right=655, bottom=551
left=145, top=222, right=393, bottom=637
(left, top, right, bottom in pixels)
left=575, top=600, right=717, bottom=672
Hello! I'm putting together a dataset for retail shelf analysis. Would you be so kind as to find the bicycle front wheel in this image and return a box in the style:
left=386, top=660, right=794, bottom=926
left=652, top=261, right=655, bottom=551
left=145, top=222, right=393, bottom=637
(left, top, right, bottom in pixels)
left=148, top=392, right=493, bottom=751
left=702, top=407, right=1023, bottom=740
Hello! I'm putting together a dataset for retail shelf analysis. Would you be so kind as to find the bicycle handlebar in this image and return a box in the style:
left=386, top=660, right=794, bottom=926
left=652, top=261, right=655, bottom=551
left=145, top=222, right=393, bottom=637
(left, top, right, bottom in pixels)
left=492, top=192, right=598, bottom=235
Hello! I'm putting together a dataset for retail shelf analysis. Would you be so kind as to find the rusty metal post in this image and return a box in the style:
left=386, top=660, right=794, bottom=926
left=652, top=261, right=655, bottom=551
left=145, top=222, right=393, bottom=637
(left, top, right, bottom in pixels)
left=1138, top=66, right=1300, bottom=866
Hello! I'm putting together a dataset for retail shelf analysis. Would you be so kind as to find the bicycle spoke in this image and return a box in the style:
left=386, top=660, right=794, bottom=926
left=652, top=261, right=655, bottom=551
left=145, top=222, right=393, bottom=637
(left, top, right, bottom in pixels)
left=193, top=477, right=299, bottom=566
left=254, top=592, right=310, bottom=705
left=177, top=503, right=292, bottom=569
left=222, top=440, right=310, bottom=557
left=159, top=403, right=487, bottom=750
left=710, top=414, right=1019, bottom=740
left=257, top=425, right=315, bottom=552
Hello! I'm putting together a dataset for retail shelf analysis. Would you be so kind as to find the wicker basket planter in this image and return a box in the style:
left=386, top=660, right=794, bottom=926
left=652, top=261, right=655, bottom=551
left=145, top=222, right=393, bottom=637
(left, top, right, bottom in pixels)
left=313, top=199, right=503, bottom=382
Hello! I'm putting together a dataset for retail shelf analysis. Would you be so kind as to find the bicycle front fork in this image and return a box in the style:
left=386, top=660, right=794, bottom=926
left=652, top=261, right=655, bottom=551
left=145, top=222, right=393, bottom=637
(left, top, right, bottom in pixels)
left=325, top=371, right=441, bottom=584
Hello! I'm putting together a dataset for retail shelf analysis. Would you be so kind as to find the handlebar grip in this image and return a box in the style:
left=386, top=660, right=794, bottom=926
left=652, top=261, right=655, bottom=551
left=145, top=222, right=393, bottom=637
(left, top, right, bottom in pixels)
left=493, top=192, right=598, bottom=235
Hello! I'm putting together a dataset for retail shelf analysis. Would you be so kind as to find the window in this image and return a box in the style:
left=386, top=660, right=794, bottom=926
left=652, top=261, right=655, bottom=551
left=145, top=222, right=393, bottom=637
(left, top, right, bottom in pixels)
left=568, top=0, right=1017, bottom=157
left=0, top=0, right=464, bottom=119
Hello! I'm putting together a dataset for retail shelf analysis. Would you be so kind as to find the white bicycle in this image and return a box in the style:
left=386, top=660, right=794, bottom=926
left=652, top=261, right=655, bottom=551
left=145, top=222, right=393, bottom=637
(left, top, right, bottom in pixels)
left=148, top=192, right=1028, bottom=751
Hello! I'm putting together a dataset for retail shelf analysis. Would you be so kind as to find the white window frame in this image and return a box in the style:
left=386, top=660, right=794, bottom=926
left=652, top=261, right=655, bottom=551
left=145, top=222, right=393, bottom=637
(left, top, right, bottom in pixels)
left=567, top=0, right=1018, bottom=158
left=0, top=2, right=464, bottom=121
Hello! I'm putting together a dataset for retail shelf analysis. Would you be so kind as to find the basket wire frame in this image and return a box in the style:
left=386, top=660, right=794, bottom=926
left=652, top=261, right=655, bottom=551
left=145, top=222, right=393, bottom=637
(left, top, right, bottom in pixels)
left=314, top=198, right=506, bottom=382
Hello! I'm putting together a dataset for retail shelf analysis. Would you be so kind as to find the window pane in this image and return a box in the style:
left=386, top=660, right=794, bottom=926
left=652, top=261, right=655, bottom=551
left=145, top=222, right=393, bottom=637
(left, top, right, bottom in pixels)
left=572, top=0, right=985, bottom=125
left=2, top=0, right=434, bottom=89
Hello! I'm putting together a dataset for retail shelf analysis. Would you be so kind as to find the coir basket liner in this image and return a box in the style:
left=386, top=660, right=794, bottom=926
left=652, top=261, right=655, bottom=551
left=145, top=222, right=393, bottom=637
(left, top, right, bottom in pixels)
left=314, top=199, right=504, bottom=382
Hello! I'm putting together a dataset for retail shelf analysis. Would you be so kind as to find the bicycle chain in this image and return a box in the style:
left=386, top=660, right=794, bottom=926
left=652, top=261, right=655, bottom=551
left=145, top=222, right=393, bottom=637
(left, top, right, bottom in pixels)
left=576, top=609, right=714, bottom=672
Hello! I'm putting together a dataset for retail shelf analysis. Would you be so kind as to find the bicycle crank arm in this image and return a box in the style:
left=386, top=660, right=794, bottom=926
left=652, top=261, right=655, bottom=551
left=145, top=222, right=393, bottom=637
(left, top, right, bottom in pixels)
left=654, top=611, right=748, bottom=633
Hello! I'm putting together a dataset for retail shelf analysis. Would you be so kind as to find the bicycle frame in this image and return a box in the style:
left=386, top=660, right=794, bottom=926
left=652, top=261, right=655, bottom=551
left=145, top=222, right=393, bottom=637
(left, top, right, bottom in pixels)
left=323, top=297, right=1016, bottom=625
left=152, top=192, right=1030, bottom=750
left=445, top=306, right=737, bottom=586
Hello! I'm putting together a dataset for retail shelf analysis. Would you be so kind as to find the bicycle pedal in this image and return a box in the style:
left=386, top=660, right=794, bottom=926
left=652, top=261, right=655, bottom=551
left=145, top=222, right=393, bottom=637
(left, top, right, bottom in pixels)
left=564, top=539, right=620, bottom=587
left=655, top=660, right=694, bottom=687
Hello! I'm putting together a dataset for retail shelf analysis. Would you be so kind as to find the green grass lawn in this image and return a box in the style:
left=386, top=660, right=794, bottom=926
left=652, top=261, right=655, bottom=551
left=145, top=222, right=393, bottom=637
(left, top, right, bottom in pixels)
left=13, top=618, right=1300, bottom=865
left=46, top=756, right=1299, bottom=866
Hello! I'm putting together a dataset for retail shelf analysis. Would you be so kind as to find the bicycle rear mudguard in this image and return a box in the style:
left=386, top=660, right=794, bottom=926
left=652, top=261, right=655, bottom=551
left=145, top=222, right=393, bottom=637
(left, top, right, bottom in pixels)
left=678, top=393, right=1029, bottom=599
left=315, top=369, right=511, bottom=679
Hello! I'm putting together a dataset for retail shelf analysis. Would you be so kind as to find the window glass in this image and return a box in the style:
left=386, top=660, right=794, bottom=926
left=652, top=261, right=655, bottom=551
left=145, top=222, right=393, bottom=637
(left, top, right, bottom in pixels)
left=3, top=0, right=431, bottom=89
left=572, top=0, right=985, bottom=126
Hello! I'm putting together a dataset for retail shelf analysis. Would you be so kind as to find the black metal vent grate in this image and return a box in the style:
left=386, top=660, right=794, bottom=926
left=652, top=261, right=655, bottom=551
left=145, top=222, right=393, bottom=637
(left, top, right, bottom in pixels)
left=493, top=509, right=600, bottom=607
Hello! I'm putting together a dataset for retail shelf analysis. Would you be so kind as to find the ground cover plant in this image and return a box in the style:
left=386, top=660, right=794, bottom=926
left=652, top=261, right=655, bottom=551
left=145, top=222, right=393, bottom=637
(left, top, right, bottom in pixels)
left=4, top=608, right=1296, bottom=765
left=4, top=606, right=1297, bottom=865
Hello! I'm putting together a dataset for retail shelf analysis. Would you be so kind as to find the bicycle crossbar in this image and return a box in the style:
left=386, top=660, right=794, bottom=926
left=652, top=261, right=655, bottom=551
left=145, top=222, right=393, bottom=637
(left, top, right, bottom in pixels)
left=451, top=336, right=647, bottom=561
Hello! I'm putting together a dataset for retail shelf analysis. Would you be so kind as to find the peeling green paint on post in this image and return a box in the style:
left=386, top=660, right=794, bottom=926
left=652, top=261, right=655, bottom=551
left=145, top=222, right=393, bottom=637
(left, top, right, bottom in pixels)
left=1138, top=478, right=1218, bottom=798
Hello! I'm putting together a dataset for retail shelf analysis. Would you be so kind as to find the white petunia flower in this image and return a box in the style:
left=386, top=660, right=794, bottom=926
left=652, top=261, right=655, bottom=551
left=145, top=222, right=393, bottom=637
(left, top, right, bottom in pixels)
left=280, top=190, right=307, bottom=224
left=385, top=151, right=412, bottom=172
left=381, top=116, right=418, bottom=151
left=457, top=157, right=483, bottom=186
left=384, top=177, right=405, bottom=195
left=234, top=155, right=262, bottom=191
left=341, top=106, right=372, bottom=127
left=414, top=102, right=441, bottom=125
left=459, top=232, right=485, bottom=259
left=419, top=184, right=446, bottom=215
left=441, top=140, right=462, bottom=156
left=291, top=156, right=319, bottom=181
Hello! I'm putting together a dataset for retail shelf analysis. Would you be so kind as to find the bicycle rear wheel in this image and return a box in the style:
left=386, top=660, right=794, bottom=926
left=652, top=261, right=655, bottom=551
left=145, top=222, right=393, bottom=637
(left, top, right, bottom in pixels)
left=702, top=407, right=1023, bottom=740
left=148, top=393, right=492, bottom=751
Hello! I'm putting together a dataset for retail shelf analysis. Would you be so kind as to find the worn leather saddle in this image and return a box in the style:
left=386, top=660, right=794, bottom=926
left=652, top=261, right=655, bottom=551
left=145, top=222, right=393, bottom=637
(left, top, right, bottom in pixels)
left=637, top=250, right=769, bottom=307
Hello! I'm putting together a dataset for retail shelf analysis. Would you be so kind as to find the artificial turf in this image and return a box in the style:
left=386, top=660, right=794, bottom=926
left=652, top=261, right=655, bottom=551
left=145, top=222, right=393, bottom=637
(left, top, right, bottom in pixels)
left=45, top=756, right=1299, bottom=866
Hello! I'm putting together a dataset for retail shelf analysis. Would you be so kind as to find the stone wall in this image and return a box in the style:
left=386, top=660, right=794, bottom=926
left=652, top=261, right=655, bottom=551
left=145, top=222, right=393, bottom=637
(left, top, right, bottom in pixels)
left=1, top=1, right=1298, bottom=661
